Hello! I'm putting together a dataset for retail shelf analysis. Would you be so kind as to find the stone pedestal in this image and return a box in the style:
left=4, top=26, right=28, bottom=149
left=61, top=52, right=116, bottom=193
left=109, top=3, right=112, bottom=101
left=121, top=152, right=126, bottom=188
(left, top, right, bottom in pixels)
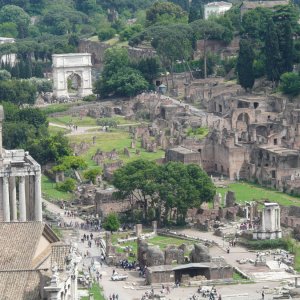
left=136, top=223, right=143, bottom=237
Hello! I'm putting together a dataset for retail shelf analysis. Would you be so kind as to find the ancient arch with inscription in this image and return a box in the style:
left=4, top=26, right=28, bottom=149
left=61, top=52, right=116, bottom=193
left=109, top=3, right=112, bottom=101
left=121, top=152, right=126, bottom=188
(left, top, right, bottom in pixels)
left=52, top=53, right=93, bottom=98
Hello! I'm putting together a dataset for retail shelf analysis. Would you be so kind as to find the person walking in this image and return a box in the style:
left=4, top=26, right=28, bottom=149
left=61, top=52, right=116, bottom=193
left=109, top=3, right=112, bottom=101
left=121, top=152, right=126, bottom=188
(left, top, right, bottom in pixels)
left=262, top=290, right=265, bottom=300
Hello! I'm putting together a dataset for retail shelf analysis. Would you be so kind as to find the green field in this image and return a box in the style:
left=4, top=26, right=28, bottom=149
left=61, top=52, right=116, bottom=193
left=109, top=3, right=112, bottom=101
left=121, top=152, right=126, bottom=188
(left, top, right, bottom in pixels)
left=48, top=115, right=98, bottom=127
left=42, top=175, right=72, bottom=201
left=113, top=233, right=194, bottom=260
left=48, top=125, right=70, bottom=135
left=217, top=182, right=300, bottom=207
left=68, top=130, right=165, bottom=167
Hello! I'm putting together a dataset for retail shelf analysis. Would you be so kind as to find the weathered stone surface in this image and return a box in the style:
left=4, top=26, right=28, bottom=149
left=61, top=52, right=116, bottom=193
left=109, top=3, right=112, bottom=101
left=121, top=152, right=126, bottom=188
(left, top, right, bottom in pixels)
left=190, top=243, right=211, bottom=263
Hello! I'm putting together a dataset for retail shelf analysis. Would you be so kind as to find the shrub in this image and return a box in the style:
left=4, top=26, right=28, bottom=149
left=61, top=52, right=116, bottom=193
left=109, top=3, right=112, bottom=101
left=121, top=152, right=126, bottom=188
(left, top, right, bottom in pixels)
left=56, top=178, right=76, bottom=192
left=96, top=117, right=119, bottom=128
left=98, top=27, right=116, bottom=41
left=238, top=238, right=289, bottom=250
left=280, top=72, right=300, bottom=97
left=83, top=94, right=96, bottom=102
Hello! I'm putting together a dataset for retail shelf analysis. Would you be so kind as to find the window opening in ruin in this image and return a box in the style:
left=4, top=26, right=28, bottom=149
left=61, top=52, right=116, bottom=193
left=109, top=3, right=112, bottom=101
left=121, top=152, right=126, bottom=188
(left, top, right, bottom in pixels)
left=272, top=170, right=276, bottom=179
left=219, top=104, right=222, bottom=113
left=156, top=80, right=161, bottom=86
left=268, top=115, right=271, bottom=120
left=215, top=164, right=217, bottom=171
left=221, top=165, right=224, bottom=172
left=254, top=102, right=259, bottom=109
left=274, top=138, right=278, bottom=145
left=198, top=149, right=202, bottom=153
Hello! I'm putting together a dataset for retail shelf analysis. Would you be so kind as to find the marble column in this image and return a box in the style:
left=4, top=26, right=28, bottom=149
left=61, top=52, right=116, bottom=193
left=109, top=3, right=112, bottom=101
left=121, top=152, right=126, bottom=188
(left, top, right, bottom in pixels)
left=19, top=176, right=26, bottom=222
left=34, top=172, right=42, bottom=221
left=9, top=176, right=17, bottom=221
left=3, top=176, right=10, bottom=222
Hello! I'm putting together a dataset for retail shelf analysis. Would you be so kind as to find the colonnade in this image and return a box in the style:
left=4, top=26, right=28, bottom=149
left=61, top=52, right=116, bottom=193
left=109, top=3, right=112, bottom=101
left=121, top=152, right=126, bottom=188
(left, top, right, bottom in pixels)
left=2, top=172, right=42, bottom=222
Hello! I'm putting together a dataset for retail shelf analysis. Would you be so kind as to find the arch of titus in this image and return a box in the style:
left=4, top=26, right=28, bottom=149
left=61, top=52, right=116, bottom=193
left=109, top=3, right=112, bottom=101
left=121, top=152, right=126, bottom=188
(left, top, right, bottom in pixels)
left=52, top=53, right=93, bottom=98
left=0, top=106, right=42, bottom=222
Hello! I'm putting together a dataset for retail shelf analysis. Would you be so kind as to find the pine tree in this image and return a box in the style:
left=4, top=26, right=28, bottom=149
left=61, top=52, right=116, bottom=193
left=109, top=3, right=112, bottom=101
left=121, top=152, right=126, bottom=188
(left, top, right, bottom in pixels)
left=265, top=18, right=281, bottom=83
left=237, top=39, right=255, bottom=91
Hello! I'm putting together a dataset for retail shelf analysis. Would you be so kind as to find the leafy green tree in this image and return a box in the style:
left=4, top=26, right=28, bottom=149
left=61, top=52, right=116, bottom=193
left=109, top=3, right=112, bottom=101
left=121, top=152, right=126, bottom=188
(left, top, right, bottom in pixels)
left=27, top=132, right=72, bottom=165
left=236, top=39, right=255, bottom=91
left=56, top=178, right=76, bottom=193
left=119, top=24, right=143, bottom=41
left=151, top=24, right=193, bottom=87
left=3, top=121, right=35, bottom=149
left=83, top=168, right=102, bottom=184
left=0, top=5, right=30, bottom=38
left=265, top=18, right=281, bottom=83
left=170, top=0, right=190, bottom=11
left=191, top=19, right=229, bottom=78
left=0, top=79, right=37, bottom=104
left=0, top=22, right=18, bottom=38
left=103, top=213, right=120, bottom=233
left=98, top=27, right=116, bottom=41
left=0, top=69, right=11, bottom=80
left=134, top=57, right=160, bottom=83
left=279, top=72, right=300, bottom=97
left=94, top=47, right=149, bottom=98
left=241, top=7, right=271, bottom=42
left=54, top=156, right=88, bottom=172
left=157, top=162, right=215, bottom=224
left=112, top=159, right=159, bottom=222
left=146, top=2, right=188, bottom=26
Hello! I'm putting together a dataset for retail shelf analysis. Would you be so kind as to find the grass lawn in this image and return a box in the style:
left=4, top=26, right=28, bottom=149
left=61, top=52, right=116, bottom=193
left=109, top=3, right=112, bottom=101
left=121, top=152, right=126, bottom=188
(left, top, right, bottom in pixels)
left=67, top=130, right=165, bottom=168
left=40, top=102, right=82, bottom=115
left=48, top=125, right=70, bottom=135
left=48, top=115, right=98, bottom=127
left=217, top=181, right=300, bottom=207
left=42, top=175, right=72, bottom=202
left=112, top=233, right=194, bottom=260
left=81, top=283, right=105, bottom=300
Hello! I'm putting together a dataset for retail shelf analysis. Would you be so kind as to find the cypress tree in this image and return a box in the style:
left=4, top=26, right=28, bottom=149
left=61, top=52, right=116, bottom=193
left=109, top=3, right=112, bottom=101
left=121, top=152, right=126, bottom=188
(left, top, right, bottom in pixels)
left=188, top=0, right=204, bottom=22
left=237, top=39, right=255, bottom=91
left=265, top=18, right=281, bottom=83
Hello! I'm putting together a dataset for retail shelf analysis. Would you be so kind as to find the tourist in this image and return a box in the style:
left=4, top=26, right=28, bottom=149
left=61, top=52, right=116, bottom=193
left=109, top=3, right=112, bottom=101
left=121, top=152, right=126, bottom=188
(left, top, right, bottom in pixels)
left=115, top=294, right=119, bottom=300
left=262, top=290, right=265, bottom=299
left=218, top=295, right=222, bottom=300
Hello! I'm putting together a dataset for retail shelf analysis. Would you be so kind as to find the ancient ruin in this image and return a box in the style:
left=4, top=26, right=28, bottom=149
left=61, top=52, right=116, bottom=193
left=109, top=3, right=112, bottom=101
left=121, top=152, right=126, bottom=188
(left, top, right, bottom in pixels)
left=0, top=106, right=42, bottom=222
left=52, top=53, right=93, bottom=98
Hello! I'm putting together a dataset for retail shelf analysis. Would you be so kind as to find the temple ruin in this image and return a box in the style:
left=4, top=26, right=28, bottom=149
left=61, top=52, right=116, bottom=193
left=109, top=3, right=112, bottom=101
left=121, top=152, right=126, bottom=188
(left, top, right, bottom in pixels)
left=0, top=106, right=42, bottom=222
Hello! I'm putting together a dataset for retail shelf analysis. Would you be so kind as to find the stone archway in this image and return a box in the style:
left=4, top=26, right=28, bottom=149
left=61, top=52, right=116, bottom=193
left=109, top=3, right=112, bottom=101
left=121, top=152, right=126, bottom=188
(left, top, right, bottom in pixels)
left=52, top=53, right=93, bottom=98
left=67, top=72, right=82, bottom=96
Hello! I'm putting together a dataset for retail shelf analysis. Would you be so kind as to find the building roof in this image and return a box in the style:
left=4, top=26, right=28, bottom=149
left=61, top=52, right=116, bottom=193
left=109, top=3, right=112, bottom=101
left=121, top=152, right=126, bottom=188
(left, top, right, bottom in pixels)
left=242, top=1, right=289, bottom=9
left=258, top=145, right=299, bottom=156
left=168, top=146, right=198, bottom=155
left=205, top=1, right=232, bottom=7
left=0, top=270, right=42, bottom=300
left=0, top=222, right=59, bottom=271
left=172, top=263, right=211, bottom=271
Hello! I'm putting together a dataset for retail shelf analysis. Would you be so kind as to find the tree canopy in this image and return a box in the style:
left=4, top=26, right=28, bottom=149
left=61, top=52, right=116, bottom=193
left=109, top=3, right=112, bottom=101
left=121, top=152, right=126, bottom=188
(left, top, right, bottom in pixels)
left=112, top=159, right=215, bottom=225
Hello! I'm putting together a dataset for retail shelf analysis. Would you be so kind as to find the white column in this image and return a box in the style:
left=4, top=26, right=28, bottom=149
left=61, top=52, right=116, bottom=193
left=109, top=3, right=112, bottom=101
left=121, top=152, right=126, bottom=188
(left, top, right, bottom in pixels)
left=19, top=176, right=26, bottom=222
left=34, top=172, right=42, bottom=221
left=3, top=176, right=10, bottom=222
left=9, top=176, right=17, bottom=221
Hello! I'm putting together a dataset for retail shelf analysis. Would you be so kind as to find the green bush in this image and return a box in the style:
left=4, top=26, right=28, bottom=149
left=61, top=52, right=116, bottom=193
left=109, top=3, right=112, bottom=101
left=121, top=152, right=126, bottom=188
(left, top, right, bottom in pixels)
left=98, top=27, right=116, bottom=41
left=96, top=117, right=120, bottom=128
left=56, top=178, right=76, bottom=193
left=238, top=238, right=289, bottom=250
left=83, top=94, right=96, bottom=102
left=280, top=72, right=300, bottom=97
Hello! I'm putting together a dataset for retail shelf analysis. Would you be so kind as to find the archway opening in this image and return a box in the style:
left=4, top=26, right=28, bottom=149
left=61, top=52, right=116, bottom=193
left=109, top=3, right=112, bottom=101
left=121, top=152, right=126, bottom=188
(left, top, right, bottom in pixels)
left=67, top=73, right=82, bottom=96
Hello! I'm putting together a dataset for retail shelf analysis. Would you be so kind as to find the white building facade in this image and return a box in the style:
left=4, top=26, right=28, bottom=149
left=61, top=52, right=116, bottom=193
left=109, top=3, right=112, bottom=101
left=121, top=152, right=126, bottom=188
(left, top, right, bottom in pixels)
left=204, top=2, right=233, bottom=20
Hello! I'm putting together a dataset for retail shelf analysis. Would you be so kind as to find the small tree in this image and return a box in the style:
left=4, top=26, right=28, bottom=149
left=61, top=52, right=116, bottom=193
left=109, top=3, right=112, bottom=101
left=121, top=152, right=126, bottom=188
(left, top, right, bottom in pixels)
left=83, top=168, right=102, bottom=184
left=280, top=72, right=300, bottom=97
left=103, top=213, right=120, bottom=233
